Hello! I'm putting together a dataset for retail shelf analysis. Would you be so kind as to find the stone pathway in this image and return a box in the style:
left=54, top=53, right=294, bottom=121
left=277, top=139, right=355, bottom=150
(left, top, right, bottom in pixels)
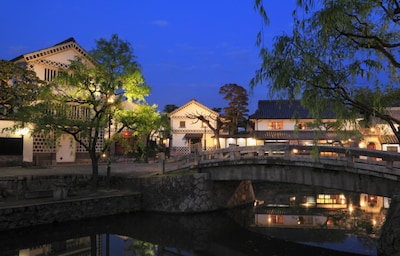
left=0, top=162, right=162, bottom=178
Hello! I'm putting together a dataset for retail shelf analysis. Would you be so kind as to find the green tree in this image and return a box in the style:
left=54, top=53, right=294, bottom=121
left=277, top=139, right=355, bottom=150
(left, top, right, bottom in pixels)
left=252, top=0, right=400, bottom=143
left=219, top=83, right=249, bottom=135
left=116, top=103, right=165, bottom=162
left=17, top=34, right=149, bottom=190
left=0, top=60, right=44, bottom=118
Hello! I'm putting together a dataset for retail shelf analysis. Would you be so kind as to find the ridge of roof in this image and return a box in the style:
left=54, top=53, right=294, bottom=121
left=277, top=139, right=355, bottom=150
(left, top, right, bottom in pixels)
left=168, top=99, right=218, bottom=117
left=10, top=37, right=89, bottom=63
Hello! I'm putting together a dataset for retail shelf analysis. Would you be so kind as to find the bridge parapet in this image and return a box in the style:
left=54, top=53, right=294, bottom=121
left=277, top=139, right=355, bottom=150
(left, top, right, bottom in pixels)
left=197, top=145, right=400, bottom=173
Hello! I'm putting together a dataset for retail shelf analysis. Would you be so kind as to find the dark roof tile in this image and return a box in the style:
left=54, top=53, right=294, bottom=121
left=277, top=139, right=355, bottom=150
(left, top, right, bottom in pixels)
left=249, top=100, right=335, bottom=119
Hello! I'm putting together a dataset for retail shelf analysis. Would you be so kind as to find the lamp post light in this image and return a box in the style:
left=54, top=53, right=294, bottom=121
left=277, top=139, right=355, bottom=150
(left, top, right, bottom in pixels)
left=16, top=127, right=29, bottom=165
left=203, top=123, right=207, bottom=151
left=106, top=97, right=114, bottom=189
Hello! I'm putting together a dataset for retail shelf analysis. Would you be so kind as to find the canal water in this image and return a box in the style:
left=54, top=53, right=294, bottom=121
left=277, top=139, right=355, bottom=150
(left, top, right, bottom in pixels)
left=0, top=182, right=384, bottom=255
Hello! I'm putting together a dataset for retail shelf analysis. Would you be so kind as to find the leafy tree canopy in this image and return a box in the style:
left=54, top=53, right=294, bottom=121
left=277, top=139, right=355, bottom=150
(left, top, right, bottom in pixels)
left=252, top=0, right=400, bottom=142
left=16, top=34, right=150, bottom=189
left=0, top=60, right=44, bottom=118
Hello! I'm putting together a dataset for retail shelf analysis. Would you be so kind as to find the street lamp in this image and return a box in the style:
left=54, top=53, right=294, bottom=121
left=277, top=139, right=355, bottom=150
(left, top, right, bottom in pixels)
left=106, top=96, right=114, bottom=188
left=16, top=127, right=29, bottom=165
left=203, top=122, right=207, bottom=151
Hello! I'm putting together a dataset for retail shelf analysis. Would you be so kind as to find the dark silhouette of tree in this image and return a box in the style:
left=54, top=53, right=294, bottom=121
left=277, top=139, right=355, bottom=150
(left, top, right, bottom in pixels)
left=219, top=83, right=249, bottom=135
left=186, top=112, right=225, bottom=149
left=163, top=104, right=179, bottom=113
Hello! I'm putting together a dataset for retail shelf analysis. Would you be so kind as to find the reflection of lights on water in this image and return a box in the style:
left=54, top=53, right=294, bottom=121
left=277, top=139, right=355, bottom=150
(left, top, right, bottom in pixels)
left=349, top=205, right=353, bottom=214
left=372, top=219, right=376, bottom=226
left=340, top=194, right=346, bottom=204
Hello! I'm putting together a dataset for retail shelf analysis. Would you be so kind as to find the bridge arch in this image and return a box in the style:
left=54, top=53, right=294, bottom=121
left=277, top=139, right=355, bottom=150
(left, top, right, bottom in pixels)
left=182, top=145, right=400, bottom=197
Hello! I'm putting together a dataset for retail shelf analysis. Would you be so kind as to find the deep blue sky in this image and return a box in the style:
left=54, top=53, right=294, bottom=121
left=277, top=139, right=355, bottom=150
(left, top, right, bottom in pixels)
left=1, top=1, right=295, bottom=113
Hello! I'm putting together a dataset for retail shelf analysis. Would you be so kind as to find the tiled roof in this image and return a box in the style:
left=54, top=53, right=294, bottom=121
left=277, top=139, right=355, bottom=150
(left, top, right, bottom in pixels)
left=249, top=100, right=336, bottom=119
left=379, top=134, right=399, bottom=144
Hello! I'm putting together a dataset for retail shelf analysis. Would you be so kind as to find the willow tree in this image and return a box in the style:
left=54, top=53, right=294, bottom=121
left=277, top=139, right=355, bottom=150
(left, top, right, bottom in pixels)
left=252, top=0, right=400, bottom=143
left=18, top=34, right=150, bottom=190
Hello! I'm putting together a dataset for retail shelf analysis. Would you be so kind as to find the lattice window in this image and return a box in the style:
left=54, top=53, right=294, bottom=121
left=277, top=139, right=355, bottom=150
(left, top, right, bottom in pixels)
left=173, top=146, right=190, bottom=156
left=33, top=133, right=55, bottom=153
left=75, top=130, right=105, bottom=153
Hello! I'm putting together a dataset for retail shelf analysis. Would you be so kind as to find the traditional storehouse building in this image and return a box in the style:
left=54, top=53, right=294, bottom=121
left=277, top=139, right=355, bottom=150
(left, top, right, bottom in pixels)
left=0, top=38, right=92, bottom=165
left=168, top=99, right=219, bottom=156
left=0, top=38, right=135, bottom=166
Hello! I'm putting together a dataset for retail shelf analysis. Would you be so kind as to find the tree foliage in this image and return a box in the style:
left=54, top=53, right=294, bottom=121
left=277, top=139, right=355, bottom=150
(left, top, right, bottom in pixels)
left=115, top=103, right=165, bottom=162
left=252, top=0, right=400, bottom=143
left=17, top=34, right=150, bottom=190
left=0, top=60, right=44, bottom=118
left=219, top=83, right=249, bottom=134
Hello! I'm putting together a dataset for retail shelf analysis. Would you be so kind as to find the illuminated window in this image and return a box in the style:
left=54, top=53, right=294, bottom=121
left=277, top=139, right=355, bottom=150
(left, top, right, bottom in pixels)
left=269, top=215, right=284, bottom=224
left=268, top=121, right=283, bottom=130
left=316, top=194, right=346, bottom=205
left=179, top=121, right=186, bottom=128
left=297, top=122, right=311, bottom=130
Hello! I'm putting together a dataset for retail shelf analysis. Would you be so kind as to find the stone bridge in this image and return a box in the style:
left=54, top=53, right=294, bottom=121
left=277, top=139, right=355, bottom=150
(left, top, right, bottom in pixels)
left=167, top=145, right=400, bottom=197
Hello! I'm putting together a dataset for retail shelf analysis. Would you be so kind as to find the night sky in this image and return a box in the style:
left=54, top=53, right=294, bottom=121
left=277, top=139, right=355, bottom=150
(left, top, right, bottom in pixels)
left=1, top=1, right=296, bottom=113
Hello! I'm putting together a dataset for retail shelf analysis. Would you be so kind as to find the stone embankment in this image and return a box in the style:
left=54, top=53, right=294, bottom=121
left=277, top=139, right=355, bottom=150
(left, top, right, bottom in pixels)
left=378, top=195, right=400, bottom=255
left=0, top=172, right=255, bottom=231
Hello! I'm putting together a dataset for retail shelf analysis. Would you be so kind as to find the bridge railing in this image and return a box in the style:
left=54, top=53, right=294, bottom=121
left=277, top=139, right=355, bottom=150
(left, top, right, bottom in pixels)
left=196, top=145, right=400, bottom=171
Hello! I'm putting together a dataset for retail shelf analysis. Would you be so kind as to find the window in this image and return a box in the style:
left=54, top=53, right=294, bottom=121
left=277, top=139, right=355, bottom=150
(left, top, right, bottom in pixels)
left=179, top=121, right=186, bottom=128
left=268, top=121, right=283, bottom=130
left=387, top=146, right=398, bottom=152
left=44, top=68, right=58, bottom=81
left=297, top=121, right=311, bottom=130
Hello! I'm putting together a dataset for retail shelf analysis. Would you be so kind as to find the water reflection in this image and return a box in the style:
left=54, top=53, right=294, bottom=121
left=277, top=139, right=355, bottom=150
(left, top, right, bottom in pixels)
left=0, top=182, right=387, bottom=256
left=251, top=182, right=388, bottom=255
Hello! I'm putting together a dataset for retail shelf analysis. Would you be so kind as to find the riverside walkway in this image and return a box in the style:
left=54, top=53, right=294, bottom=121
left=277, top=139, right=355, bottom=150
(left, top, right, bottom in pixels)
left=0, top=162, right=161, bottom=178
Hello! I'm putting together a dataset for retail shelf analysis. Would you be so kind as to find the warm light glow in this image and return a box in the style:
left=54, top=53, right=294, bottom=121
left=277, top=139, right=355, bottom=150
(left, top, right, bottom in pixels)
left=268, top=216, right=271, bottom=223
left=349, top=205, right=353, bottom=213
left=359, top=142, right=366, bottom=148
left=107, top=96, right=115, bottom=104
left=16, top=127, right=29, bottom=136
left=293, top=148, right=298, bottom=154
left=248, top=138, right=257, bottom=146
